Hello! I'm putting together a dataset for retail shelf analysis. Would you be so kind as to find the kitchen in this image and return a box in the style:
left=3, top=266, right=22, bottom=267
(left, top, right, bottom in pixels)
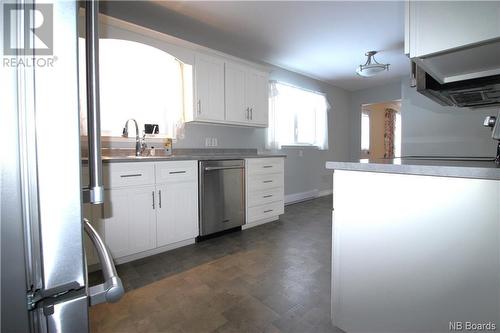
left=1, top=1, right=499, bottom=333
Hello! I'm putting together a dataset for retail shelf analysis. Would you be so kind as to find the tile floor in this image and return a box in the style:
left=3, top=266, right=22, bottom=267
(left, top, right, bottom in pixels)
left=89, top=196, right=343, bottom=332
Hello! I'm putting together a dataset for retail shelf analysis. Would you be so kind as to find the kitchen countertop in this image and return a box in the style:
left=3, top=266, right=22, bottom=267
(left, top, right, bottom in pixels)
left=99, top=153, right=286, bottom=163
left=81, top=148, right=286, bottom=164
left=326, top=157, right=500, bottom=181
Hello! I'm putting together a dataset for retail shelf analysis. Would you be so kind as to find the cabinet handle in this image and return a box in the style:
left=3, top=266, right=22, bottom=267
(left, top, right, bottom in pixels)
left=263, top=180, right=273, bottom=183
left=158, top=190, right=162, bottom=208
left=264, top=209, right=273, bottom=213
left=245, top=107, right=249, bottom=120
left=262, top=165, right=273, bottom=168
left=263, top=195, right=273, bottom=198
left=120, top=173, right=142, bottom=178
left=250, top=108, right=253, bottom=120
left=152, top=191, right=155, bottom=209
left=169, top=171, right=186, bottom=174
left=197, top=100, right=201, bottom=114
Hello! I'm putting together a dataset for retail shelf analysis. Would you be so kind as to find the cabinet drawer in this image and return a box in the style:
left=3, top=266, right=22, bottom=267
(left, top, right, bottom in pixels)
left=155, top=160, right=198, bottom=184
left=247, top=201, right=284, bottom=223
left=247, top=187, right=284, bottom=208
left=247, top=158, right=284, bottom=175
left=247, top=173, right=284, bottom=192
left=103, top=163, right=155, bottom=189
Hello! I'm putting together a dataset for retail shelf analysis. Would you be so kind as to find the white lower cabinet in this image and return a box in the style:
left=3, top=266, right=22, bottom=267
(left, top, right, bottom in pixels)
left=156, top=179, right=199, bottom=247
left=103, top=186, right=157, bottom=259
left=98, top=161, right=199, bottom=264
left=244, top=157, right=285, bottom=229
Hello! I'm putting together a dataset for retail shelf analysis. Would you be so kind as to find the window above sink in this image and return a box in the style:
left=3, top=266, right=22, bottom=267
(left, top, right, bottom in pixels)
left=78, top=13, right=194, bottom=140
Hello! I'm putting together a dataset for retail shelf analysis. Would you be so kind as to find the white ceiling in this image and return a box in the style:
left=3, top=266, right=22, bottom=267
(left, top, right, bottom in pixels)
left=152, top=1, right=410, bottom=92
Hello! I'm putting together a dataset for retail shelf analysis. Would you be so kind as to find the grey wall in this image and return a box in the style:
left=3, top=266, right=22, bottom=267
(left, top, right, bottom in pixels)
left=100, top=1, right=352, bottom=197
left=349, top=77, right=498, bottom=159
left=400, top=77, right=497, bottom=157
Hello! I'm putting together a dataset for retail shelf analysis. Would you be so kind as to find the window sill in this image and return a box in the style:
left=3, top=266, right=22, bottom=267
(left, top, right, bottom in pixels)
left=280, top=145, right=322, bottom=150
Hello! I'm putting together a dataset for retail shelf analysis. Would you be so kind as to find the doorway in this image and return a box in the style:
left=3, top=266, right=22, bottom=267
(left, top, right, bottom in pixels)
left=360, top=100, right=401, bottom=159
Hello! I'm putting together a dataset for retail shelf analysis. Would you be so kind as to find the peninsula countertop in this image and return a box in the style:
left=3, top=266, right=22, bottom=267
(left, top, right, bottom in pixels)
left=325, top=157, right=500, bottom=181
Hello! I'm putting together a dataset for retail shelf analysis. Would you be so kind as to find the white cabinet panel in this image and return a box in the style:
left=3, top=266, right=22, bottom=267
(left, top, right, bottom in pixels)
left=102, top=186, right=156, bottom=258
left=332, top=171, right=500, bottom=333
left=245, top=157, right=285, bottom=228
left=194, top=53, right=225, bottom=122
left=247, top=187, right=284, bottom=208
left=225, top=63, right=248, bottom=123
left=100, top=161, right=200, bottom=262
left=247, top=173, right=284, bottom=192
left=103, top=162, right=155, bottom=189
left=155, top=160, right=198, bottom=184
left=407, top=1, right=500, bottom=58
left=247, top=158, right=284, bottom=175
left=156, top=181, right=199, bottom=247
left=246, top=71, right=268, bottom=126
left=247, top=200, right=284, bottom=223
left=225, top=62, right=269, bottom=127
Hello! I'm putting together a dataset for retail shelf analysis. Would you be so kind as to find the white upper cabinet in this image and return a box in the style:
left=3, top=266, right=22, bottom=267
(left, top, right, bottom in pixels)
left=246, top=70, right=269, bottom=126
left=225, top=63, right=248, bottom=123
left=405, top=1, right=500, bottom=58
left=225, top=62, right=269, bottom=127
left=193, top=53, right=225, bottom=122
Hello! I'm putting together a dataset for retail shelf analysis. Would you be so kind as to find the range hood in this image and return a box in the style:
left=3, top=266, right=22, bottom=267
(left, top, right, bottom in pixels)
left=414, top=64, right=500, bottom=108
left=411, top=39, right=500, bottom=108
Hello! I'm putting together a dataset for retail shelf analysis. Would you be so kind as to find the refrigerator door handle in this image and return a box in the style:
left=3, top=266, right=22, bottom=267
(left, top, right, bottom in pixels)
left=83, top=219, right=124, bottom=305
left=83, top=0, right=104, bottom=205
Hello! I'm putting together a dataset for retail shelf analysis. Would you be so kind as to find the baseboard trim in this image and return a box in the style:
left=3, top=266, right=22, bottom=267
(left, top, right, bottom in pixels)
left=242, top=216, right=278, bottom=230
left=318, top=189, right=333, bottom=197
left=285, top=189, right=332, bottom=205
left=113, top=238, right=196, bottom=265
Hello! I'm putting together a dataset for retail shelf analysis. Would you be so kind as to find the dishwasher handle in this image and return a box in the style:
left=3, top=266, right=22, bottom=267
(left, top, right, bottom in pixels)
left=204, top=166, right=244, bottom=171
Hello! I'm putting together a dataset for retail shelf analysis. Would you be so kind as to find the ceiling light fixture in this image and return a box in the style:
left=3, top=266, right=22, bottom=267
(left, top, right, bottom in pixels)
left=356, top=51, right=390, bottom=77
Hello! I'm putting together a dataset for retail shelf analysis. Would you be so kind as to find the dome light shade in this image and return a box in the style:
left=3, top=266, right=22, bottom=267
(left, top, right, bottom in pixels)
left=356, top=51, right=390, bottom=77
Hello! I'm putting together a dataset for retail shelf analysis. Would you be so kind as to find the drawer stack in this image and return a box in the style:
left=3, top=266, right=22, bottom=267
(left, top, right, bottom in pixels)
left=245, top=158, right=285, bottom=225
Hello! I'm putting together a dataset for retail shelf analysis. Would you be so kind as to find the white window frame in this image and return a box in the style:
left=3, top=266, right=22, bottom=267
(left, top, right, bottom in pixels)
left=267, top=81, right=329, bottom=150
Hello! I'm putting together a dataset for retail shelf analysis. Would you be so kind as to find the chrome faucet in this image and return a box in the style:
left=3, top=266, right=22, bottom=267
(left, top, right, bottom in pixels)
left=122, top=119, right=146, bottom=156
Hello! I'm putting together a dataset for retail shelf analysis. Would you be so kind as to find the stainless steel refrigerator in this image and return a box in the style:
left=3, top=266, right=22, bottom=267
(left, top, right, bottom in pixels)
left=1, top=0, right=123, bottom=331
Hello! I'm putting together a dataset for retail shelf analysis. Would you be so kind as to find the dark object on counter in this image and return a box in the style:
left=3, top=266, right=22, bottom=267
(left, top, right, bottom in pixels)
left=144, top=124, right=159, bottom=134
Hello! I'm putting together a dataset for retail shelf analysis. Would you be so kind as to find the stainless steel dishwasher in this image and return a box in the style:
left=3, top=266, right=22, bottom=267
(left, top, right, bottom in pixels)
left=199, top=160, right=245, bottom=237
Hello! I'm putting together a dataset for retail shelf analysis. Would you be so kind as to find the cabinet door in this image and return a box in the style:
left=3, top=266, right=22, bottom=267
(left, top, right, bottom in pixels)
left=225, top=63, right=248, bottom=123
left=102, top=186, right=156, bottom=259
left=194, top=53, right=225, bottom=122
left=246, top=71, right=269, bottom=126
left=156, top=181, right=199, bottom=247
left=408, top=1, right=500, bottom=58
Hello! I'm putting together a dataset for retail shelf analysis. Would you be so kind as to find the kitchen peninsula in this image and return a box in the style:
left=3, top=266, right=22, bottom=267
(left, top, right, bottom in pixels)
left=326, top=158, right=500, bottom=333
